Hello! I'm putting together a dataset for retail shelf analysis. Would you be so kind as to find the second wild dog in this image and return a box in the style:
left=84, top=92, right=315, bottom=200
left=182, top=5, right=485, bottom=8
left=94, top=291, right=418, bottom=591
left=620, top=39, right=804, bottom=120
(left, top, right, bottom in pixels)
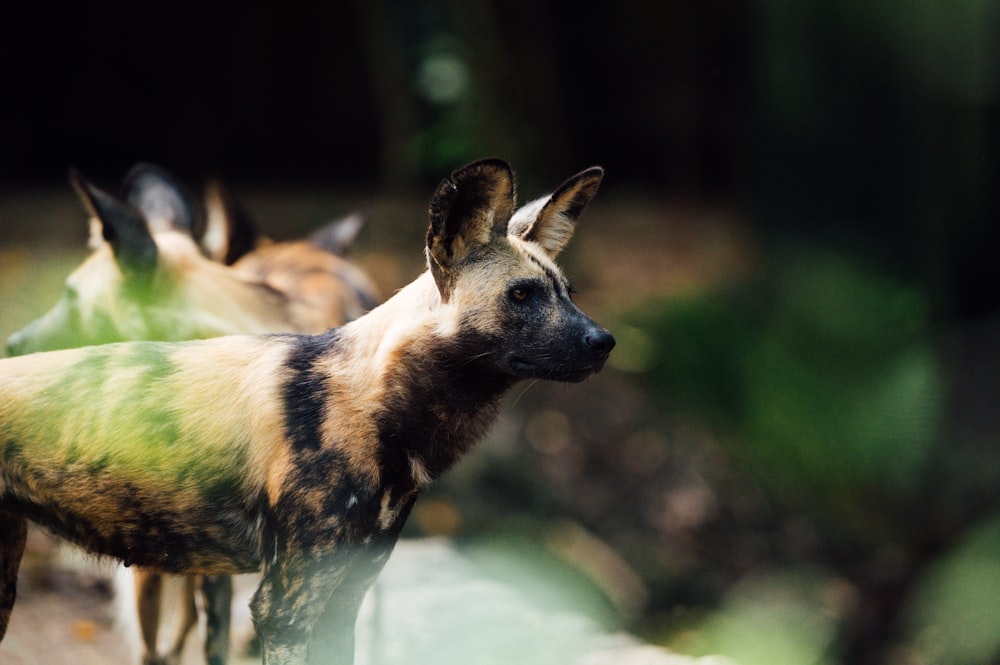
left=5, top=163, right=380, bottom=356
left=0, top=158, right=615, bottom=665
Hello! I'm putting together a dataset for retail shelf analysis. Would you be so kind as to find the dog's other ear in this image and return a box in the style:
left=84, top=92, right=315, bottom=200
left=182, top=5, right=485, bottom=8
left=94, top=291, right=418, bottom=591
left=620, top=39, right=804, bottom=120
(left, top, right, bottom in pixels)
left=203, top=179, right=259, bottom=265
left=70, top=169, right=158, bottom=281
left=426, top=158, right=515, bottom=299
left=308, top=212, right=366, bottom=257
left=509, top=166, right=603, bottom=258
left=120, top=162, right=201, bottom=237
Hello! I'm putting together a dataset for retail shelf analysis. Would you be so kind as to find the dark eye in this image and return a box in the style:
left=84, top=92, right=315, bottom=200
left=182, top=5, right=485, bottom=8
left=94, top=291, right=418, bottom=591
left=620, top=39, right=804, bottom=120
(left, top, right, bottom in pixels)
left=510, top=286, right=530, bottom=302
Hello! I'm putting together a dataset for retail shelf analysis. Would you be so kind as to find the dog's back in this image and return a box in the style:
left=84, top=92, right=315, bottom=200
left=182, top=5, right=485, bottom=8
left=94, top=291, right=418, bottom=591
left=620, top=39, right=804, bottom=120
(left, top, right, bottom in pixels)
left=231, top=237, right=380, bottom=332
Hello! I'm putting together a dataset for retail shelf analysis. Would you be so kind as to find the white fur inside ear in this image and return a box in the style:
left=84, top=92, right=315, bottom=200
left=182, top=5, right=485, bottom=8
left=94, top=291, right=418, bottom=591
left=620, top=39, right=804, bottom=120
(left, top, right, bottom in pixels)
left=201, top=194, right=229, bottom=262
left=507, top=196, right=547, bottom=239
left=507, top=195, right=574, bottom=257
left=530, top=208, right=574, bottom=257
left=87, top=217, right=105, bottom=250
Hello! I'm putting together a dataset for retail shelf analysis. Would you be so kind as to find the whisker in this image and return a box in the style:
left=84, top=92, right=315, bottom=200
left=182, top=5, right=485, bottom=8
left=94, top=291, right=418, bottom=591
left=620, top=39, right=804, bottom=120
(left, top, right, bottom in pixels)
left=510, top=379, right=539, bottom=407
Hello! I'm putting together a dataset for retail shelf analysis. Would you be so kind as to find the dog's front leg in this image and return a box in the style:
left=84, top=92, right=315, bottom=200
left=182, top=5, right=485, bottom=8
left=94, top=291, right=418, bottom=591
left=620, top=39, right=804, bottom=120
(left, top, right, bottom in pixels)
left=251, top=555, right=351, bottom=665
left=306, top=529, right=405, bottom=665
left=0, top=511, right=27, bottom=642
left=305, top=570, right=378, bottom=665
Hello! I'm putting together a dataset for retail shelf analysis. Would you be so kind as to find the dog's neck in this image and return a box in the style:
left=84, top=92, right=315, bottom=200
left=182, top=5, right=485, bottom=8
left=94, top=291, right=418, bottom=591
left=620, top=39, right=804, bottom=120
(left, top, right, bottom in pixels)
left=340, top=271, right=516, bottom=483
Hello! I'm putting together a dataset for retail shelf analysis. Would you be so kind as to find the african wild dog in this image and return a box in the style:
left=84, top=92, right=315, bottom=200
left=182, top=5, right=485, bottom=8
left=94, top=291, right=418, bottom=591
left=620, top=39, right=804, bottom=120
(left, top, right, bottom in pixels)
left=4, top=164, right=381, bottom=665
left=6, top=163, right=380, bottom=357
left=0, top=158, right=614, bottom=665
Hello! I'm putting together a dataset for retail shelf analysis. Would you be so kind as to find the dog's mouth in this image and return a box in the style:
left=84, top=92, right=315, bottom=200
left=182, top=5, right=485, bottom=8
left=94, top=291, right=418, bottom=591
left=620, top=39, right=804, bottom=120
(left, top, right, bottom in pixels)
left=507, top=356, right=607, bottom=382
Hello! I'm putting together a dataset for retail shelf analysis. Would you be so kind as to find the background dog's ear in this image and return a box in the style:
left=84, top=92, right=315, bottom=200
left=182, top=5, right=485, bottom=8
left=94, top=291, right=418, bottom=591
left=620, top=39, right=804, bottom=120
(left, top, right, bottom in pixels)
left=509, top=166, right=603, bottom=258
left=203, top=179, right=259, bottom=265
left=69, top=169, right=158, bottom=282
left=120, top=162, right=201, bottom=237
left=308, top=212, right=366, bottom=257
left=426, top=158, right=515, bottom=299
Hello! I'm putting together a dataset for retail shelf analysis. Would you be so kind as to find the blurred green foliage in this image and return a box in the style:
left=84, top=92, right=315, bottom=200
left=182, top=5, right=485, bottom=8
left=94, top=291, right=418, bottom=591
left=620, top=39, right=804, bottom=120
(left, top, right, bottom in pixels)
left=692, top=567, right=841, bottom=665
left=624, top=247, right=941, bottom=542
left=615, top=244, right=989, bottom=663
left=904, top=515, right=1000, bottom=665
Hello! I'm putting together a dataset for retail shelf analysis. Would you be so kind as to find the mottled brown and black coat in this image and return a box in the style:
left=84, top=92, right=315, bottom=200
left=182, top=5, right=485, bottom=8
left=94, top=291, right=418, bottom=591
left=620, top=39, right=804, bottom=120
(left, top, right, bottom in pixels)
left=4, top=162, right=381, bottom=665
left=0, top=159, right=614, bottom=665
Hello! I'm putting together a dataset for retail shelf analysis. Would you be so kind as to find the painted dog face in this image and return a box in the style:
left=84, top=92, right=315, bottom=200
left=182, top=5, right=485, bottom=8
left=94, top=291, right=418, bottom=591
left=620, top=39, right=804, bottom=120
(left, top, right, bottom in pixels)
left=426, top=160, right=614, bottom=382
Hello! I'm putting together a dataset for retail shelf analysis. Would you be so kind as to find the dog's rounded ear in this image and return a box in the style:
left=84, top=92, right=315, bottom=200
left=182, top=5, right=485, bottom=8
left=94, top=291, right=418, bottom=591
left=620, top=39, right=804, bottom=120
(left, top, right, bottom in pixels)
left=509, top=166, right=603, bottom=258
left=69, top=169, right=158, bottom=282
left=120, top=163, right=201, bottom=237
left=426, top=158, right=516, bottom=300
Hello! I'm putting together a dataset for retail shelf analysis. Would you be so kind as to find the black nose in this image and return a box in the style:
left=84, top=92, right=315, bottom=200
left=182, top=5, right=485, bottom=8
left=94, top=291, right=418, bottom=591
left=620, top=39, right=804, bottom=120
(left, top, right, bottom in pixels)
left=585, top=328, right=616, bottom=358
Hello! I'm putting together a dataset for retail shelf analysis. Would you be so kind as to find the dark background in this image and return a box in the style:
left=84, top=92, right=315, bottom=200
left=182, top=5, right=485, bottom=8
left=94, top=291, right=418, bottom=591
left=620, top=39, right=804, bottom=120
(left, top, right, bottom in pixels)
left=1, top=2, right=742, bottom=190
left=3, top=2, right=997, bottom=317
left=2, top=2, right=1000, bottom=664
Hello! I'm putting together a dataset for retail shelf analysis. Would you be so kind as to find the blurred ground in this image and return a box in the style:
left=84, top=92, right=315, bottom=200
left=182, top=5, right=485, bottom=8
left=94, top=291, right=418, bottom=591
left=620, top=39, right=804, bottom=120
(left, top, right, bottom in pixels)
left=1, top=529, right=259, bottom=665
left=2, top=531, right=123, bottom=665
left=0, top=186, right=748, bottom=664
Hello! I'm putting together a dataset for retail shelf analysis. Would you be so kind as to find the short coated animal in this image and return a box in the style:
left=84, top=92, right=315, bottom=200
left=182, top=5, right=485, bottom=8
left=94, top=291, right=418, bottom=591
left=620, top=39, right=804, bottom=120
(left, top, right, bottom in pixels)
left=5, top=163, right=380, bottom=665
left=0, top=159, right=614, bottom=664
